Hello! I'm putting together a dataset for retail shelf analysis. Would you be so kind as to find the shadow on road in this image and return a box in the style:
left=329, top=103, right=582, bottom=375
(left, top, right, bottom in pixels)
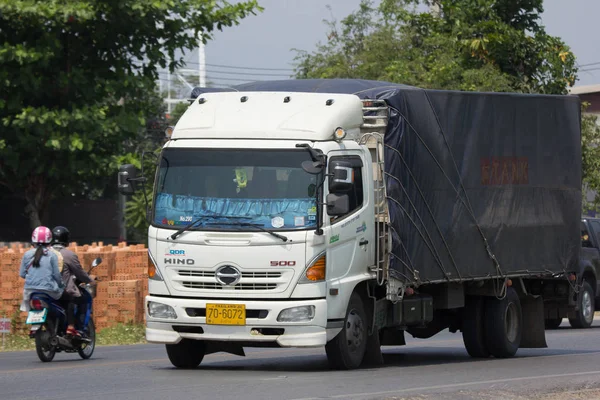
left=152, top=346, right=600, bottom=373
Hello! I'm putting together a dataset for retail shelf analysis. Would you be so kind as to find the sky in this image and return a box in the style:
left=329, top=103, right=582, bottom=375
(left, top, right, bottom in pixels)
left=168, top=0, right=600, bottom=96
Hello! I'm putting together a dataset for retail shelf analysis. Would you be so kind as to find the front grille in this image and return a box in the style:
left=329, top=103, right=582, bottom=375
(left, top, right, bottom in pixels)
left=179, top=270, right=213, bottom=277
left=182, top=281, right=277, bottom=290
left=178, top=270, right=281, bottom=279
left=172, top=268, right=292, bottom=293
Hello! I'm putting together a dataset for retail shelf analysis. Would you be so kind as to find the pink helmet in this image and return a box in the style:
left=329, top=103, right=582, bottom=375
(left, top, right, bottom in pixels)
left=32, top=226, right=52, bottom=244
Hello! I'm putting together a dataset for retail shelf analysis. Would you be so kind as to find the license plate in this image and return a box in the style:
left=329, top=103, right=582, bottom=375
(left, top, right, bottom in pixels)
left=206, top=304, right=245, bottom=325
left=26, top=309, right=47, bottom=324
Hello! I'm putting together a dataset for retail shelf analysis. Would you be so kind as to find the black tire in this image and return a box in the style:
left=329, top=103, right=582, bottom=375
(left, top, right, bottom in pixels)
left=166, top=339, right=206, bottom=369
left=462, top=296, right=490, bottom=358
left=326, top=292, right=368, bottom=370
left=544, top=318, right=563, bottom=330
left=484, top=287, right=522, bottom=358
left=569, top=281, right=595, bottom=329
left=35, top=325, right=56, bottom=362
left=362, top=328, right=384, bottom=367
left=78, top=319, right=96, bottom=360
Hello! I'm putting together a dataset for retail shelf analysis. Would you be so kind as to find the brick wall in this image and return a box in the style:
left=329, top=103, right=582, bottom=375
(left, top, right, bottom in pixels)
left=0, top=242, right=148, bottom=333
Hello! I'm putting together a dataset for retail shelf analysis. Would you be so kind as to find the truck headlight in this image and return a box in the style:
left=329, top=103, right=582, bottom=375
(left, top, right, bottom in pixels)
left=277, top=305, right=315, bottom=322
left=147, top=301, right=177, bottom=319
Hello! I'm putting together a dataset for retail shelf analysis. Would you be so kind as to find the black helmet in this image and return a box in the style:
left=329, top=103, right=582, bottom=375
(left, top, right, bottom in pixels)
left=52, top=226, right=71, bottom=245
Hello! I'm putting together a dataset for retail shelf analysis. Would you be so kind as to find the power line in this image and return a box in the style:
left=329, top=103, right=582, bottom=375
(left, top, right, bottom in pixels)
left=206, top=76, right=270, bottom=82
left=157, top=69, right=291, bottom=78
left=181, top=60, right=294, bottom=72
left=578, top=61, right=600, bottom=68
left=206, top=69, right=291, bottom=77
left=579, top=67, right=600, bottom=73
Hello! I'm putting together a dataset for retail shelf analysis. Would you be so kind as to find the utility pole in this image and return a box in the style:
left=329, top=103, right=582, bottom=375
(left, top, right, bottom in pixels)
left=198, top=32, right=206, bottom=87
left=167, top=57, right=172, bottom=115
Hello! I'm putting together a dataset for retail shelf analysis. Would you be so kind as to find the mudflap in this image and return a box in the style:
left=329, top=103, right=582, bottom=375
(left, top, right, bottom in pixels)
left=520, top=295, right=547, bottom=348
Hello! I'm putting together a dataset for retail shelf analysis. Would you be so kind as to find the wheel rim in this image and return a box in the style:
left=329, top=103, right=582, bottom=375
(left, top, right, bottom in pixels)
left=582, top=290, right=593, bottom=323
left=505, top=302, right=518, bottom=343
left=345, top=309, right=364, bottom=353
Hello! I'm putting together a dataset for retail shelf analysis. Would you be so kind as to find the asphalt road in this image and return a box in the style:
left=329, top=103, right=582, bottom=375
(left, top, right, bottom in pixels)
left=1, top=320, right=600, bottom=400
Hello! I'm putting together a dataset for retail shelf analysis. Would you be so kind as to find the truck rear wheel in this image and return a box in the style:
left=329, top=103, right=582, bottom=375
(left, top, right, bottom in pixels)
left=462, top=296, right=490, bottom=358
left=326, top=292, right=367, bottom=370
left=569, top=281, right=595, bottom=329
left=166, top=339, right=206, bottom=369
left=484, top=287, right=522, bottom=358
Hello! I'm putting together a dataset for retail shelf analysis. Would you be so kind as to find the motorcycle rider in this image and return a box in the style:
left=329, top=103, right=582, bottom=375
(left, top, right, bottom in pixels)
left=20, top=227, right=64, bottom=312
left=51, top=226, right=95, bottom=337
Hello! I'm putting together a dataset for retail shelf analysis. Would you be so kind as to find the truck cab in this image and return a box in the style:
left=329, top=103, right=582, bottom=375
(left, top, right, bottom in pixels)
left=118, top=91, right=385, bottom=368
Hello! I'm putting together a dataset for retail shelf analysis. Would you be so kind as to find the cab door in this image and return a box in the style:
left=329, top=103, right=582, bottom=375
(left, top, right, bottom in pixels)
left=324, top=151, right=375, bottom=284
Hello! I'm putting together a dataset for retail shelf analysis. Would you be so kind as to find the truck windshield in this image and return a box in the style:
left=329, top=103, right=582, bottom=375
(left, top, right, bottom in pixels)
left=153, top=148, right=319, bottom=231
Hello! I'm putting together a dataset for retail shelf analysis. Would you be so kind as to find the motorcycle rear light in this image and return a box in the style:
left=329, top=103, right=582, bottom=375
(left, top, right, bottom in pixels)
left=29, top=299, right=48, bottom=310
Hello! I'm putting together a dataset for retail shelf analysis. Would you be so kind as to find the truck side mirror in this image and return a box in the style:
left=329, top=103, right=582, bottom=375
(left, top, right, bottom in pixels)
left=118, top=164, right=138, bottom=196
left=326, top=193, right=350, bottom=216
left=329, top=160, right=354, bottom=193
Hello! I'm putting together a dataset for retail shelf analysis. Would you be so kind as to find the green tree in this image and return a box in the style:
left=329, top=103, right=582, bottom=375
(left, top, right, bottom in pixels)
left=0, top=0, right=261, bottom=228
left=124, top=99, right=190, bottom=242
left=295, top=0, right=576, bottom=94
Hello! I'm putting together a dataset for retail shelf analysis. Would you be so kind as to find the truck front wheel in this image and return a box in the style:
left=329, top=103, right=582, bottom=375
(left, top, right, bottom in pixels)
left=326, top=292, right=367, bottom=370
left=484, top=287, right=522, bottom=358
left=166, top=339, right=206, bottom=369
left=569, top=281, right=595, bottom=329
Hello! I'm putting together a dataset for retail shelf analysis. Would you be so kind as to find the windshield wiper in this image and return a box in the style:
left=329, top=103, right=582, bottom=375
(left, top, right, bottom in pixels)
left=169, top=216, right=228, bottom=240
left=206, top=222, right=288, bottom=242
left=169, top=217, right=205, bottom=240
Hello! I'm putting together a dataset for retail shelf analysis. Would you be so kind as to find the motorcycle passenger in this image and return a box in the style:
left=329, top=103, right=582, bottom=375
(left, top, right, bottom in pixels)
left=51, top=226, right=95, bottom=337
left=19, top=227, right=64, bottom=312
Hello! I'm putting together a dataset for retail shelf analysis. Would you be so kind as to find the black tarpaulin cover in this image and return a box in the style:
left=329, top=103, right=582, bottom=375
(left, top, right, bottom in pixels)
left=234, top=79, right=582, bottom=285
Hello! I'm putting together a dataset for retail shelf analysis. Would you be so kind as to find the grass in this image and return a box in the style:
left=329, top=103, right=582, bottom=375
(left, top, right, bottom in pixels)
left=0, top=323, right=146, bottom=352
left=96, top=323, right=146, bottom=346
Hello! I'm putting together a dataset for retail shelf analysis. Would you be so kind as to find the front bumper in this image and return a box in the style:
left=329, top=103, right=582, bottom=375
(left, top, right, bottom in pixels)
left=145, top=295, right=328, bottom=347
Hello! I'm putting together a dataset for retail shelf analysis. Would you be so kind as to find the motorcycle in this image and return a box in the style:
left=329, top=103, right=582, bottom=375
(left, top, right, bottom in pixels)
left=25, top=257, right=101, bottom=362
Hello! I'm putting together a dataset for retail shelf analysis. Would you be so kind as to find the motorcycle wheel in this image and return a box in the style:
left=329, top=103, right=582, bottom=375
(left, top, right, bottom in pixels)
left=78, top=320, right=96, bottom=360
left=35, top=325, right=56, bottom=362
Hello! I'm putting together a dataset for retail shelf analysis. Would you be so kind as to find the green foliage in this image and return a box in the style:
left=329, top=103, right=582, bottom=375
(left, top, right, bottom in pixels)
left=0, top=0, right=261, bottom=228
left=125, top=148, right=160, bottom=243
left=124, top=100, right=190, bottom=241
left=294, top=0, right=576, bottom=94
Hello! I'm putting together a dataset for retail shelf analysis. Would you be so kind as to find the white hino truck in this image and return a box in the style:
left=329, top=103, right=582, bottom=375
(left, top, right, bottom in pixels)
left=118, top=79, right=582, bottom=370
